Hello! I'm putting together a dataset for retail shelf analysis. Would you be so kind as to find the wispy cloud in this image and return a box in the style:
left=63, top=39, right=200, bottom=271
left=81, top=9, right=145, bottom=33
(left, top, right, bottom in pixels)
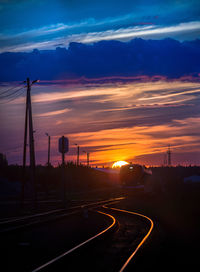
left=0, top=12, right=151, bottom=40
left=138, top=88, right=200, bottom=102
left=1, top=20, right=200, bottom=52
left=77, top=21, right=200, bottom=43
left=35, top=108, right=71, bottom=117
left=1, top=80, right=200, bottom=165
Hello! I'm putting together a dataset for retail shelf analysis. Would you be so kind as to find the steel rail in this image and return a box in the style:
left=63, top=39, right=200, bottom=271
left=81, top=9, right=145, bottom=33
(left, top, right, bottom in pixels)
left=0, top=208, right=63, bottom=225
left=0, top=197, right=124, bottom=226
left=0, top=198, right=123, bottom=234
left=32, top=210, right=116, bottom=272
left=104, top=206, right=154, bottom=272
left=1, top=210, right=82, bottom=233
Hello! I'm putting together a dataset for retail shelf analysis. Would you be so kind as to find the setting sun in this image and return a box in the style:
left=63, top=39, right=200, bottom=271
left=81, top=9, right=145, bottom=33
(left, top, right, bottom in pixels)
left=112, top=161, right=129, bottom=168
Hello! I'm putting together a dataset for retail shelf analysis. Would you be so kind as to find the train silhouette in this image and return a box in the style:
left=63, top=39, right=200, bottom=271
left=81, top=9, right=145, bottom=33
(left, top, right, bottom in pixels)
left=120, top=163, right=152, bottom=187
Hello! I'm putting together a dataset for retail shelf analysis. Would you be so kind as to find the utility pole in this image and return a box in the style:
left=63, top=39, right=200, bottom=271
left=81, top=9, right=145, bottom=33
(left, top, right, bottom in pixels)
left=83, top=151, right=90, bottom=167
left=167, top=145, right=171, bottom=166
left=74, top=143, right=79, bottom=166
left=27, top=78, right=36, bottom=170
left=87, top=152, right=89, bottom=167
left=21, top=78, right=38, bottom=209
left=45, top=133, right=51, bottom=167
left=23, top=89, right=28, bottom=168
left=27, top=77, right=37, bottom=207
left=21, top=82, right=28, bottom=208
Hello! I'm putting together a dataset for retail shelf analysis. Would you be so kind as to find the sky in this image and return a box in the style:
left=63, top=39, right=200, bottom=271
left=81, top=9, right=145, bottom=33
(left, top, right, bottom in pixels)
left=0, top=0, right=200, bottom=52
left=0, top=0, right=200, bottom=166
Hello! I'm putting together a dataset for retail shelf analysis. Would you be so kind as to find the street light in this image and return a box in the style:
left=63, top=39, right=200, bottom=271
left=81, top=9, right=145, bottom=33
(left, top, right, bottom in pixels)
left=74, top=143, right=80, bottom=166
left=45, top=132, right=51, bottom=167
left=83, top=150, right=89, bottom=167
left=31, top=79, right=40, bottom=85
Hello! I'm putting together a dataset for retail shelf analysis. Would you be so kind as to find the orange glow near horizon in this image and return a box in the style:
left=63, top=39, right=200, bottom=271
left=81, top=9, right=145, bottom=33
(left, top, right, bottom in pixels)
left=112, top=161, right=129, bottom=168
left=1, top=79, right=200, bottom=166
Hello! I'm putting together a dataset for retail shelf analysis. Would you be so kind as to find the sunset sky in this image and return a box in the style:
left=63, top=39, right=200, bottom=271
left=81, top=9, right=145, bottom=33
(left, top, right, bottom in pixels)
left=0, top=0, right=200, bottom=166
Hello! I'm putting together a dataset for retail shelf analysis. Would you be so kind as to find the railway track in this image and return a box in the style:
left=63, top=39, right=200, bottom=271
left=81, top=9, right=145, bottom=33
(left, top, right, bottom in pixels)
left=1, top=197, right=154, bottom=271
left=0, top=197, right=123, bottom=233
left=32, top=210, right=117, bottom=272
left=30, top=203, right=154, bottom=271
left=104, top=206, right=154, bottom=272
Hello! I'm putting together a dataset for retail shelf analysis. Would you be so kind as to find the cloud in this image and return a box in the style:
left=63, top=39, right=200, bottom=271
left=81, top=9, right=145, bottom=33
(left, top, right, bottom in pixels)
left=1, top=20, right=200, bottom=53
left=73, top=21, right=200, bottom=44
left=35, top=108, right=71, bottom=117
left=0, top=37, right=200, bottom=82
left=1, top=79, right=200, bottom=165
left=0, top=13, right=154, bottom=40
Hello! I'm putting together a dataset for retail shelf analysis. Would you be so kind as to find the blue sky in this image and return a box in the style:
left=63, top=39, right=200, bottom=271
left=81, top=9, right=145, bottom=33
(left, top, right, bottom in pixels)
left=0, top=0, right=200, bottom=52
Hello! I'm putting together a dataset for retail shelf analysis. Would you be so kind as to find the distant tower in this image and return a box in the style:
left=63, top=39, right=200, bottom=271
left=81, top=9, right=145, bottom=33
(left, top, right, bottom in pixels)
left=167, top=145, right=171, bottom=166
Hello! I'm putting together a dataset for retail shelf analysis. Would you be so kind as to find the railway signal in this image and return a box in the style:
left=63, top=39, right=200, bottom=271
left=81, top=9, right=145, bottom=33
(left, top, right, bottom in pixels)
left=58, top=136, right=69, bottom=204
left=58, top=136, right=69, bottom=165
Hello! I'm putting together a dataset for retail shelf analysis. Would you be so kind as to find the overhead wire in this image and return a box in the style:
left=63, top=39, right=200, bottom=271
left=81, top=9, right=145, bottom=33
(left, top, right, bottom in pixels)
left=0, top=83, right=23, bottom=97
left=0, top=86, right=25, bottom=99
left=0, top=87, right=26, bottom=104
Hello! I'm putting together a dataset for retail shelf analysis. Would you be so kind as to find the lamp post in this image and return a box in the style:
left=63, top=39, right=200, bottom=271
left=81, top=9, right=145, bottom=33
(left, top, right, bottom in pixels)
left=74, top=143, right=80, bottom=166
left=83, top=150, right=89, bottom=167
left=45, top=133, right=51, bottom=167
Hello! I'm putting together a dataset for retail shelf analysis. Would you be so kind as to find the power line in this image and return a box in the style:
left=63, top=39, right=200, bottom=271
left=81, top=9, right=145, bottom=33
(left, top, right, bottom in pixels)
left=0, top=87, right=25, bottom=104
left=0, top=84, right=23, bottom=97
left=0, top=86, right=25, bottom=99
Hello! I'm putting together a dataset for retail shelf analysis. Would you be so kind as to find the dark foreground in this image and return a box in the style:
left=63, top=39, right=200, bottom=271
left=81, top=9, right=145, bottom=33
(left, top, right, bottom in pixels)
left=0, top=188, right=199, bottom=271
left=0, top=164, right=200, bottom=271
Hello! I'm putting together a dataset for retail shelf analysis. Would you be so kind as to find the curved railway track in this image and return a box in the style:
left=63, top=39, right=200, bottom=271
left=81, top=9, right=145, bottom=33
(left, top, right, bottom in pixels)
left=104, top=206, right=154, bottom=272
left=0, top=197, right=123, bottom=233
left=1, top=197, right=154, bottom=271
left=31, top=204, right=154, bottom=272
left=32, top=210, right=117, bottom=272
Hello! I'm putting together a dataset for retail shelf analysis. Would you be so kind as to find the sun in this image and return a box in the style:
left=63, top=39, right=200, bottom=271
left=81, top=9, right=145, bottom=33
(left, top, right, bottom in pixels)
left=112, top=161, right=129, bottom=168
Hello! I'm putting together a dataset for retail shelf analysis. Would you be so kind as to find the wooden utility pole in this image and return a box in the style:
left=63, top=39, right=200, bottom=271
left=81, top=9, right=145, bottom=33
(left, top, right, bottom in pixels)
left=87, top=152, right=89, bottom=167
left=77, top=145, right=79, bottom=166
left=27, top=78, right=36, bottom=168
left=23, top=89, right=28, bottom=168
left=27, top=78, right=36, bottom=206
left=21, top=78, right=37, bottom=208
left=21, top=81, right=29, bottom=207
